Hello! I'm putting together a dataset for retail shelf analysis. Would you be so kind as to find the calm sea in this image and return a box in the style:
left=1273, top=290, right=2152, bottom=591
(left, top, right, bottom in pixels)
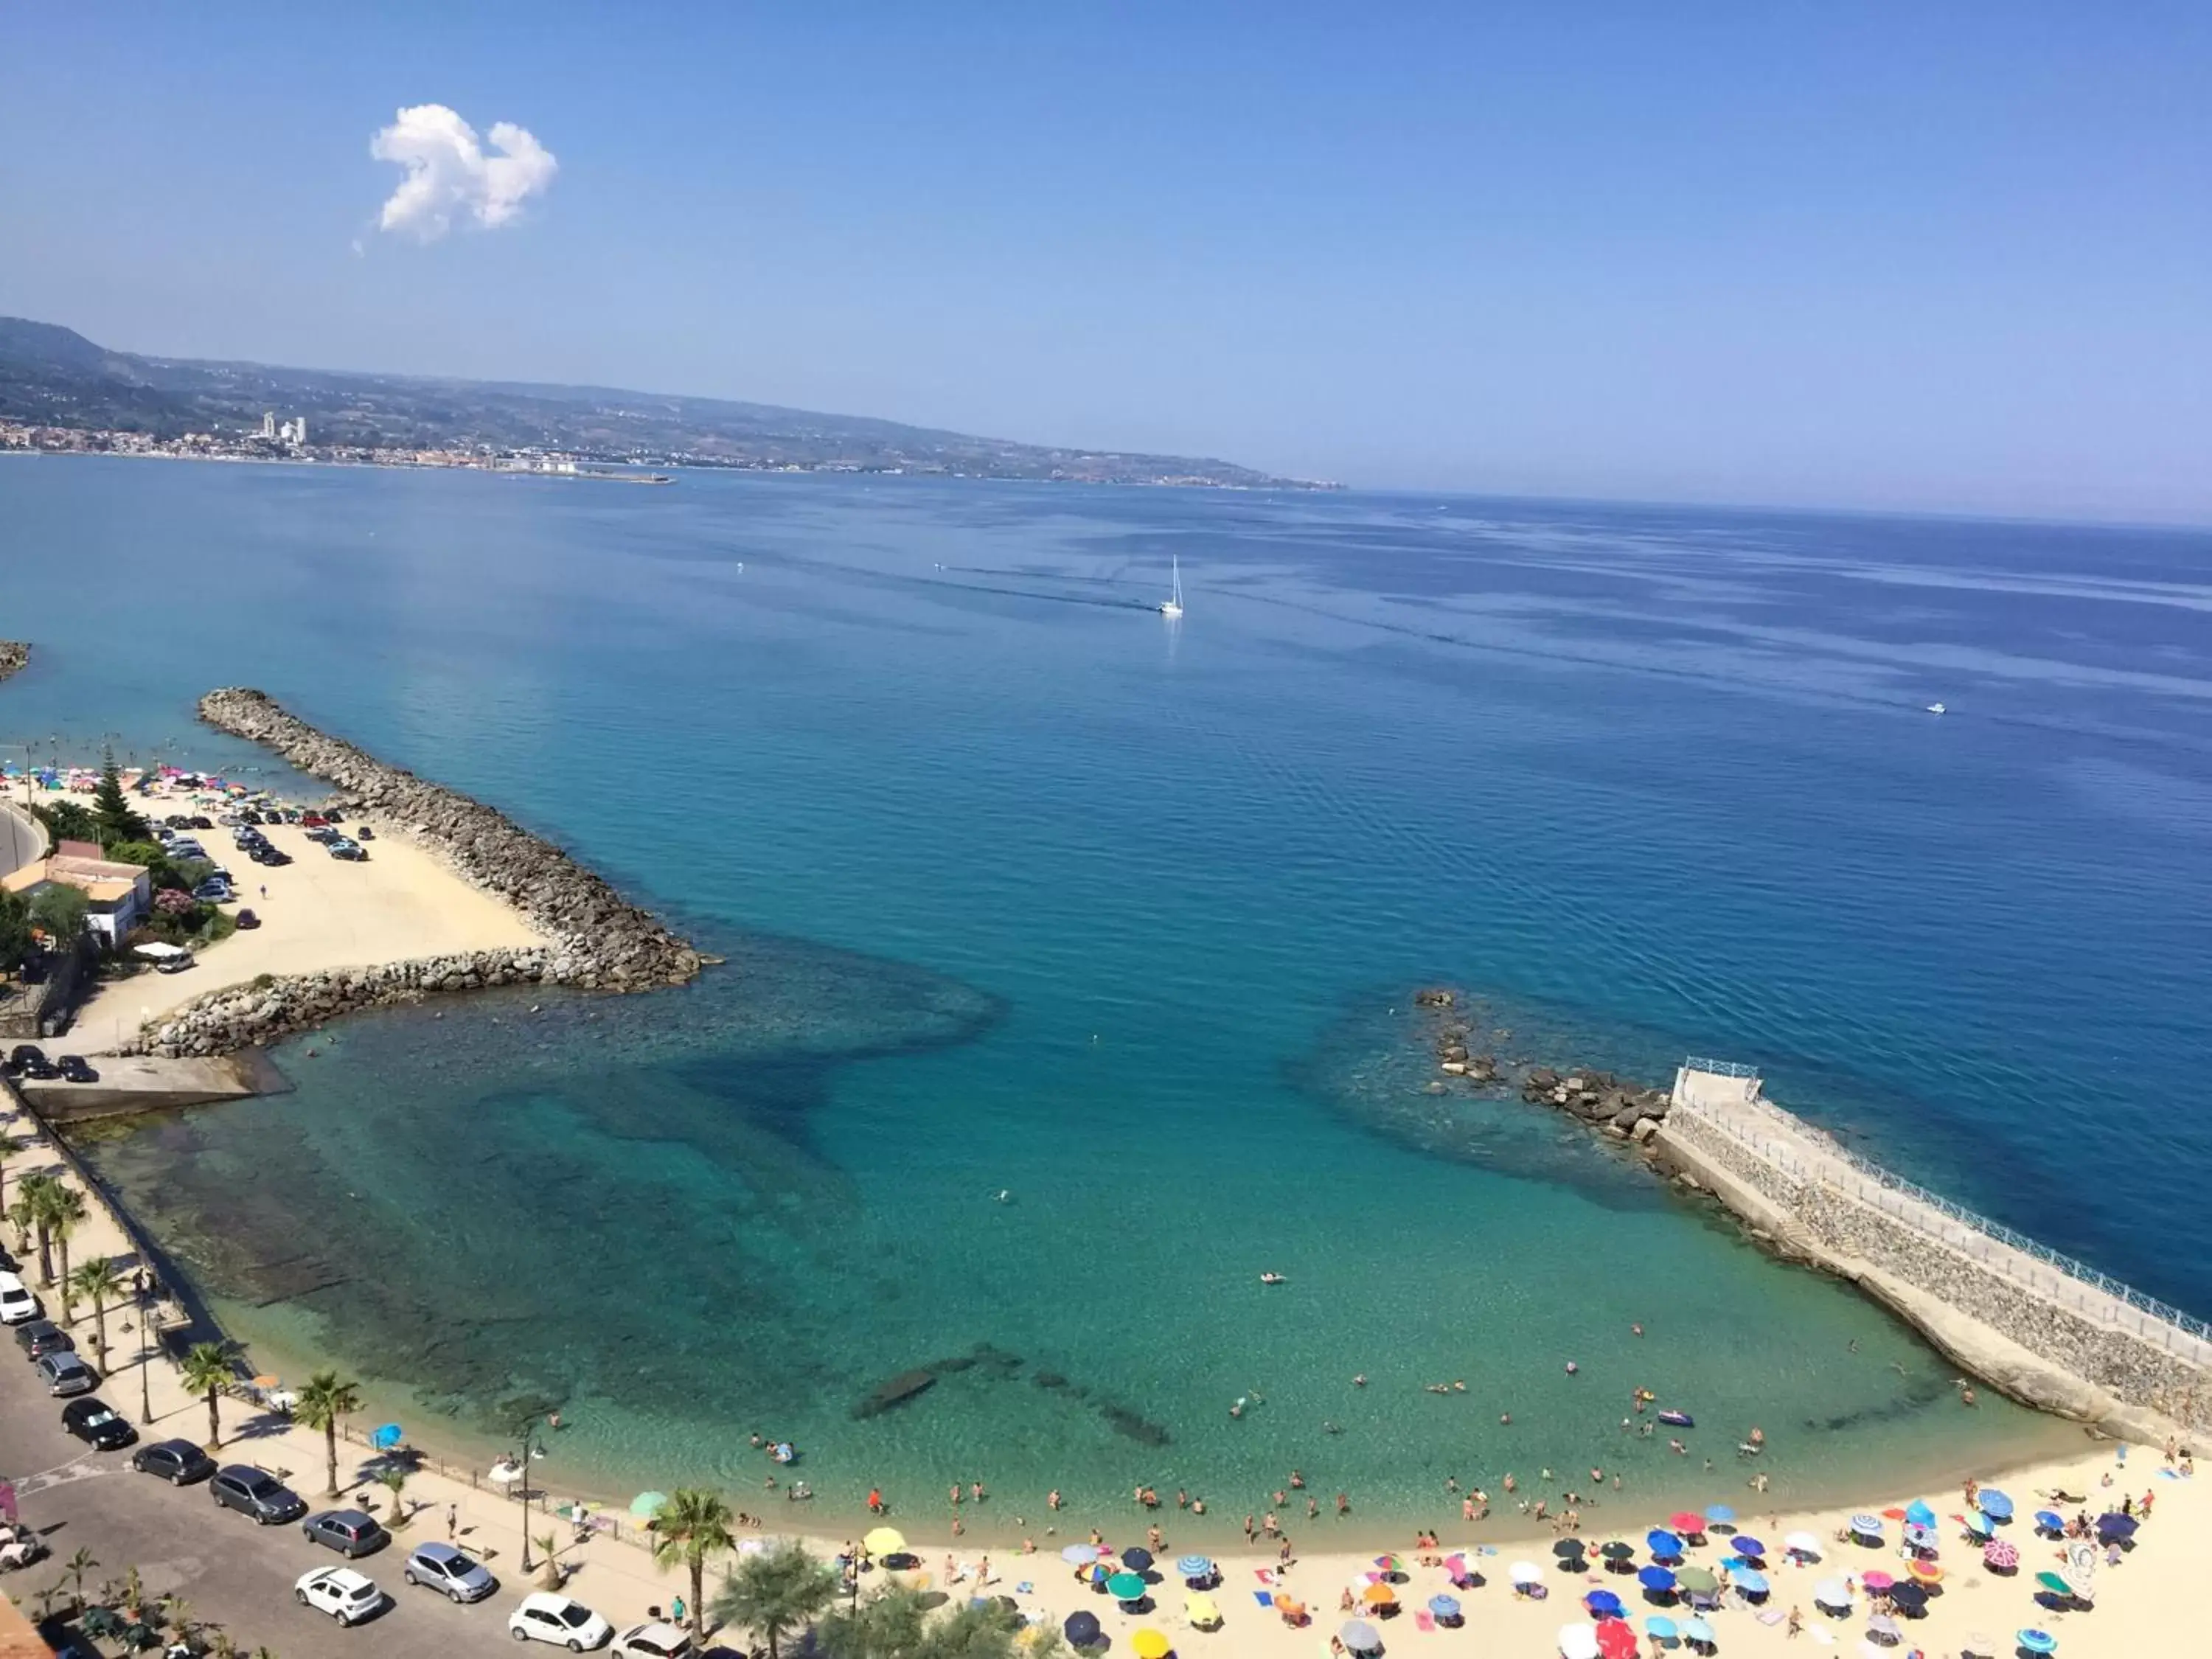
left=8, top=456, right=2208, bottom=1540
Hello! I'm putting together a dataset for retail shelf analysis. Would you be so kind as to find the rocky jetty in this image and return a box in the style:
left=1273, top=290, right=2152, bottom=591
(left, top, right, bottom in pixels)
left=0, top=641, right=27, bottom=684
left=121, top=688, right=706, bottom=1057
left=1411, top=986, right=1672, bottom=1141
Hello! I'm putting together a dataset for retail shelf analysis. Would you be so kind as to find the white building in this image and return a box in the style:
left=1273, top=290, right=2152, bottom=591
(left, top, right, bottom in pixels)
left=262, top=411, right=276, bottom=439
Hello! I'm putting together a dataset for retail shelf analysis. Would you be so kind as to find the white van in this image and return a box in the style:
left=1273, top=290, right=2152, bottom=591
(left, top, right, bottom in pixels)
left=0, top=1272, right=39, bottom=1325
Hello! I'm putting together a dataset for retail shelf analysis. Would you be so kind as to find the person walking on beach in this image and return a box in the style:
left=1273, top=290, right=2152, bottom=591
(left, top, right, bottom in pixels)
left=1786, top=1605, right=1803, bottom=1638
left=447, top=1503, right=458, bottom=1544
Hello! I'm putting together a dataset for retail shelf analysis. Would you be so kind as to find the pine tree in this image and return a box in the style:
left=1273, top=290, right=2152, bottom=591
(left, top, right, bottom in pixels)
left=91, top=748, right=148, bottom=847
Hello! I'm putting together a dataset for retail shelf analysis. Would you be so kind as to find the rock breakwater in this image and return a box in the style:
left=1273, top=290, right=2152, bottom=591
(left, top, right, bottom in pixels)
left=122, top=688, right=706, bottom=1057
left=0, top=641, right=27, bottom=683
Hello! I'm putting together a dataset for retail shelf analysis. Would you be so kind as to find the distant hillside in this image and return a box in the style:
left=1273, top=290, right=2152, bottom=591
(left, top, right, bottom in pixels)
left=0, top=316, right=1322, bottom=487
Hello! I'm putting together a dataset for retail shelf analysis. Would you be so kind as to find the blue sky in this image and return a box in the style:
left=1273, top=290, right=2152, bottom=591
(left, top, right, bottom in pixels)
left=3, top=4, right=2207, bottom=518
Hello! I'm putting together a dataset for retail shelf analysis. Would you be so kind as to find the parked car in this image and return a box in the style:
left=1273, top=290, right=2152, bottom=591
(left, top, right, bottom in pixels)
left=235, top=909, right=260, bottom=930
left=509, top=1594, right=613, bottom=1651
left=131, top=1439, right=218, bottom=1485
left=13, top=1318, right=72, bottom=1358
left=305, top=826, right=338, bottom=844
left=294, top=1565, right=384, bottom=1626
left=61, top=1397, right=137, bottom=1450
left=302, top=1509, right=391, bottom=1558
left=355, top=824, right=375, bottom=840
left=328, top=841, right=367, bottom=861
left=612, top=1622, right=694, bottom=1659
left=187, top=815, right=214, bottom=830
left=155, top=953, right=195, bottom=975
left=192, top=880, right=234, bottom=903
left=0, top=1273, right=41, bottom=1325
left=302, top=812, right=327, bottom=828
left=165, top=840, right=206, bottom=860
left=210, top=1464, right=307, bottom=1524
left=34, top=1351, right=98, bottom=1396
left=401, top=1541, right=496, bottom=1603
left=56, top=1056, right=97, bottom=1084
left=1, top=1046, right=43, bottom=1078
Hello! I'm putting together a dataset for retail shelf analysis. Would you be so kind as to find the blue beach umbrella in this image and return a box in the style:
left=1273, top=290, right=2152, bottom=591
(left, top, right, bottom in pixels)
left=1682, top=1615, right=1715, bottom=1645
left=1585, top=1589, right=1624, bottom=1617
left=1647, top=1530, right=1684, bottom=1559
left=1728, top=1535, right=1766, bottom=1559
left=1904, top=1500, right=1936, bottom=1528
left=2033, top=1509, right=2065, bottom=1535
left=2017, top=1630, right=2056, bottom=1655
left=1703, top=1504, right=1736, bottom=1526
left=2096, top=1513, right=2138, bottom=1540
left=1962, top=1509, right=1993, bottom=1537
left=1429, top=1594, right=1461, bottom=1618
left=1119, top=1547, right=1155, bottom=1572
left=1062, top=1544, right=1102, bottom=1565
left=1638, top=1567, right=1677, bottom=1593
left=1063, top=1611, right=1102, bottom=1646
left=1902, top=1523, right=1939, bottom=1551
left=1176, top=1554, right=1214, bottom=1579
left=1732, top=1568, right=1768, bottom=1594
left=370, top=1422, right=403, bottom=1450
left=1978, top=1489, right=2014, bottom=1520
left=1848, top=1513, right=1884, bottom=1537
left=1644, top=1615, right=1678, bottom=1641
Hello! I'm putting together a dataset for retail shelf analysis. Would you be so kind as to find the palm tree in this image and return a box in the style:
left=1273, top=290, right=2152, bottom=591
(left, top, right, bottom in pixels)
left=62, top=1545, right=99, bottom=1612
left=647, top=1488, right=736, bottom=1646
left=47, top=1182, right=87, bottom=1287
left=292, top=1370, right=363, bottom=1498
left=816, top=1587, right=928, bottom=1659
left=6, top=1190, right=33, bottom=1256
left=707, top=1540, right=838, bottom=1659
left=156, top=1590, right=195, bottom=1652
left=66, top=1258, right=123, bottom=1372
left=15, top=1171, right=58, bottom=1281
left=373, top=1466, right=411, bottom=1526
left=0, top=1133, right=21, bottom=1214
left=179, top=1340, right=234, bottom=1447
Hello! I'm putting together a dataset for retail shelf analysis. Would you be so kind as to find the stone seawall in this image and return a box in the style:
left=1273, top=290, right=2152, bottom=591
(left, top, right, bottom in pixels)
left=1655, top=1087, right=2211, bottom=1443
left=121, top=687, right=709, bottom=1057
left=0, top=640, right=27, bottom=683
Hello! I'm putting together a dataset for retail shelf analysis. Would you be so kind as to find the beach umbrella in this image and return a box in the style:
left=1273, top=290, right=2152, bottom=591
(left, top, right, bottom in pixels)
left=2032, top=1509, right=2065, bottom=1536
left=1130, top=1628, right=1171, bottom=1659
left=1600, top=1541, right=1638, bottom=1560
left=1783, top=1531, right=1823, bottom=1560
left=865, top=1527, right=908, bottom=1557
left=1596, top=1621, right=1638, bottom=1659
left=1907, top=1559, right=1942, bottom=1584
left=1982, top=1540, right=2018, bottom=1571
left=1886, top=1582, right=1928, bottom=1612
left=1644, top=1615, right=1678, bottom=1641
left=1961, top=1510, right=1993, bottom=1537
left=1374, top=1553, right=1408, bottom=1573
left=1554, top=1539, right=1588, bottom=1559
left=1121, top=1547, right=1155, bottom=1571
left=1060, top=1543, right=1100, bottom=1565
left=1732, top=1568, right=1768, bottom=1595
left=1867, top=1613, right=1900, bottom=1641
left=1848, top=1513, right=1884, bottom=1537
left=1340, top=1619, right=1384, bottom=1657
left=1512, top=1562, right=1545, bottom=1585
left=1430, top=1593, right=1461, bottom=1618
left=1275, top=1595, right=1307, bottom=1623
left=1977, top=1489, right=2014, bottom=1520
left=1668, top=1512, right=1705, bottom=1534
left=2016, top=1632, right=2056, bottom=1655
left=1901, top=1524, right=1938, bottom=1551
left=2034, top=1571, right=2074, bottom=1597
left=1584, top=1589, right=1623, bottom=1618
left=1903, top=1500, right=1935, bottom=1528
left=1085, top=1562, right=1110, bottom=1585
left=1728, top=1535, right=1766, bottom=1559
left=1176, top=1554, right=1214, bottom=1579
left=1704, top=1504, right=1736, bottom=1527
left=1675, top=1567, right=1717, bottom=1595
left=1363, top=1582, right=1398, bottom=1607
left=1637, top=1567, right=1676, bottom=1593
left=1681, top=1615, right=1716, bottom=1645
left=1185, top=1594, right=1222, bottom=1628
left=369, top=1422, right=403, bottom=1450
left=1062, top=1611, right=1102, bottom=1646
left=1558, top=1623, right=1601, bottom=1659
left=1107, top=1571, right=1147, bottom=1601
left=1861, top=1571, right=1894, bottom=1593
left=628, top=1491, right=668, bottom=1518
left=1812, top=1578, right=1852, bottom=1610
left=1647, top=1529, right=1684, bottom=1558
left=2095, top=1513, right=2138, bottom=1540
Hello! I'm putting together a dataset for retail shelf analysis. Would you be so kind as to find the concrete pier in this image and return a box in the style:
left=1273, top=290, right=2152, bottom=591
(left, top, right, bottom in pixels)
left=1657, top=1060, right=2212, bottom=1441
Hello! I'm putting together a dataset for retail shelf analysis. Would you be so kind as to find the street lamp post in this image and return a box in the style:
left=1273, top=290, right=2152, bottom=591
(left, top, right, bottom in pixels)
left=136, top=1284, right=155, bottom=1425
left=515, top=1421, right=546, bottom=1573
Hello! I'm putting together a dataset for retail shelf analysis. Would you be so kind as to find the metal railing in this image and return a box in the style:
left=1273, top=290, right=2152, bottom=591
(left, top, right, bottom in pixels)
left=1683, top=1056, right=1761, bottom=1080
left=1673, top=1062, right=2212, bottom=1357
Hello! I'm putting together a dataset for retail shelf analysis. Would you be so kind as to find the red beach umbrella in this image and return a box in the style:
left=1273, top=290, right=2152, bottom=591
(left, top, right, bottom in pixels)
left=1880, top=1507, right=1909, bottom=1521
left=1596, top=1620, right=1638, bottom=1659
left=1668, top=1512, right=1705, bottom=1534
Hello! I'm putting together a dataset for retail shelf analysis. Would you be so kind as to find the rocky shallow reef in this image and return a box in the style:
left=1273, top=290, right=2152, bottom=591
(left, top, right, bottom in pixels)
left=0, top=641, right=28, bottom=683
left=124, top=687, right=705, bottom=1057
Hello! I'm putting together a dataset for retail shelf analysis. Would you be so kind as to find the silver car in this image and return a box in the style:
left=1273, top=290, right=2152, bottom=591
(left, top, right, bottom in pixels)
left=34, top=1351, right=97, bottom=1396
left=402, top=1541, right=497, bottom=1603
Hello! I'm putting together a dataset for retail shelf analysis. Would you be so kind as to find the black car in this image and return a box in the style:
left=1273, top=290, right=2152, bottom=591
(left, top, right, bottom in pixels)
left=188, top=816, right=214, bottom=831
left=355, top=825, right=375, bottom=840
left=4, top=1046, right=48, bottom=1079
left=56, top=1056, right=97, bottom=1085
left=302, top=1509, right=391, bottom=1558
left=235, top=909, right=260, bottom=931
left=61, top=1397, right=137, bottom=1450
left=15, top=1054, right=60, bottom=1081
left=14, top=1319, right=73, bottom=1359
left=132, top=1439, right=218, bottom=1485
left=210, top=1464, right=307, bottom=1523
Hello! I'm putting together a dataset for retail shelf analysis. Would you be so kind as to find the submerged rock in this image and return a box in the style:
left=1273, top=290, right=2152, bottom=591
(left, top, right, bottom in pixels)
left=852, top=1368, right=938, bottom=1419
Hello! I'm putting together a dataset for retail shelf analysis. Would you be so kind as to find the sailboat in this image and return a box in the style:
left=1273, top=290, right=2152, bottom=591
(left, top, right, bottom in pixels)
left=1160, top=555, right=1184, bottom=618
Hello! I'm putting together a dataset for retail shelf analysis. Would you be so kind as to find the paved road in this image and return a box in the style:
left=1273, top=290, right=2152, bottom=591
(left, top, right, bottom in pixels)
left=0, top=1344, right=560, bottom=1658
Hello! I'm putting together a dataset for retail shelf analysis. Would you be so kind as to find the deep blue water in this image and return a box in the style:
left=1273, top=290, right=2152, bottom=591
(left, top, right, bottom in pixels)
left=8, top=456, right=2208, bottom=1539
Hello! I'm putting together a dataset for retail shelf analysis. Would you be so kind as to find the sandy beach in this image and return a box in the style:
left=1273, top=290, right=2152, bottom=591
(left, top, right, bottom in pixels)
left=29, top=780, right=549, bottom=1054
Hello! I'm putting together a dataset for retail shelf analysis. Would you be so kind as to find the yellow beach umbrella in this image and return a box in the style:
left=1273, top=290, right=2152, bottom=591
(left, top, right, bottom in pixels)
left=1131, top=1630, right=1172, bottom=1659
left=863, top=1526, right=907, bottom=1555
left=1184, top=1593, right=1222, bottom=1628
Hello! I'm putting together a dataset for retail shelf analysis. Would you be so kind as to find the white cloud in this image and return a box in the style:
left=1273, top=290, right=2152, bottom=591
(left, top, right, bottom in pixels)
left=369, top=104, right=557, bottom=242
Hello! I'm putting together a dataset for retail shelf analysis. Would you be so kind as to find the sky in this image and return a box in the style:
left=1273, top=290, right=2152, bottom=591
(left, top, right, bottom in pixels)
left=2, top=3, right=2208, bottom=520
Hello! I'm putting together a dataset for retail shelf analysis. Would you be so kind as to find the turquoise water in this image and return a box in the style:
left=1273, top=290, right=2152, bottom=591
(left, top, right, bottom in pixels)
left=10, top=457, right=2207, bottom=1540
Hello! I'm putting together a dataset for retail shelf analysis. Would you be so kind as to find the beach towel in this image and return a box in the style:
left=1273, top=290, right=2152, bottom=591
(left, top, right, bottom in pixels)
left=1254, top=1568, right=1279, bottom=1585
left=1415, top=1611, right=1436, bottom=1632
left=1756, top=1610, right=1784, bottom=1624
left=1253, top=1590, right=1274, bottom=1608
